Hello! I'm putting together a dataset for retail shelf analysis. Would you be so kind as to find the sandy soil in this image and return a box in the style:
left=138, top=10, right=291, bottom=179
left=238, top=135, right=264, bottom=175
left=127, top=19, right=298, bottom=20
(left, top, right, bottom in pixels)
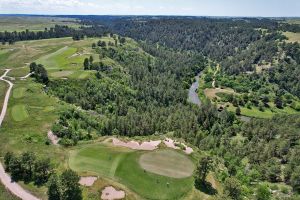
left=112, top=138, right=161, bottom=151
left=101, top=186, right=125, bottom=200
left=47, top=130, right=60, bottom=145
left=79, top=177, right=97, bottom=187
left=164, top=138, right=193, bottom=154
left=112, top=138, right=193, bottom=154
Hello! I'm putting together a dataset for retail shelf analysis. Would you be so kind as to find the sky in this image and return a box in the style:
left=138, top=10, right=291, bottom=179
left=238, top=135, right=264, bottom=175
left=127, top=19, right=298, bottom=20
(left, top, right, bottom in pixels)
left=0, top=0, right=299, bottom=17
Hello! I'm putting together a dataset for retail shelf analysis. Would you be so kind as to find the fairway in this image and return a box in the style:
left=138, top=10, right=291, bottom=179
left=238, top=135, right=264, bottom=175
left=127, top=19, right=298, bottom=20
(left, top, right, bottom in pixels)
left=69, top=144, right=195, bottom=199
left=139, top=150, right=195, bottom=178
left=13, top=87, right=26, bottom=99
left=11, top=104, right=29, bottom=121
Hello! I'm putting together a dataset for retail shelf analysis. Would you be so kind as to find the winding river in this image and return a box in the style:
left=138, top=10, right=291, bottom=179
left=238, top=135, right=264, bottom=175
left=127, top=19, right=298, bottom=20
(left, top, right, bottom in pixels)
left=188, top=73, right=201, bottom=106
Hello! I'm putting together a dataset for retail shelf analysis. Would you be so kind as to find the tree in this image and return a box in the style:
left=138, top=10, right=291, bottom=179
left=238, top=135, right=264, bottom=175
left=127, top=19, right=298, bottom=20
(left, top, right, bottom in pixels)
left=48, top=174, right=61, bottom=200
left=291, top=166, right=300, bottom=193
left=83, top=58, right=90, bottom=70
left=92, top=43, right=96, bottom=49
left=274, top=96, right=283, bottom=109
left=224, top=177, right=242, bottom=200
left=29, top=62, right=37, bottom=73
left=34, top=158, right=52, bottom=185
left=195, top=156, right=213, bottom=187
left=236, top=107, right=241, bottom=116
left=61, top=170, right=82, bottom=200
left=21, top=152, right=36, bottom=182
left=256, top=184, right=271, bottom=200
left=89, top=56, right=94, bottom=64
left=8, top=156, right=23, bottom=181
left=4, top=151, right=14, bottom=172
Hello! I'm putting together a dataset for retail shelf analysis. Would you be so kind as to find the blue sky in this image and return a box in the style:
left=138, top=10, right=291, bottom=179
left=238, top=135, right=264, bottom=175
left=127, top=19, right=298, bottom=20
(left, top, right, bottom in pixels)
left=0, top=0, right=299, bottom=17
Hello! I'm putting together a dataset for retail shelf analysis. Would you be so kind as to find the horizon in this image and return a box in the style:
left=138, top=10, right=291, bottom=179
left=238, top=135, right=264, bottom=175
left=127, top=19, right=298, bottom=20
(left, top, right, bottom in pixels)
left=0, top=0, right=299, bottom=17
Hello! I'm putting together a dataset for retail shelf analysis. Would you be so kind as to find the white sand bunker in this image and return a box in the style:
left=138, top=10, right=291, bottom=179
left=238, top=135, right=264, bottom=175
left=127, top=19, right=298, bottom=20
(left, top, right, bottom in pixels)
left=164, top=138, right=193, bottom=154
left=47, top=130, right=60, bottom=145
left=79, top=177, right=97, bottom=187
left=112, top=138, right=161, bottom=150
left=101, top=186, right=125, bottom=200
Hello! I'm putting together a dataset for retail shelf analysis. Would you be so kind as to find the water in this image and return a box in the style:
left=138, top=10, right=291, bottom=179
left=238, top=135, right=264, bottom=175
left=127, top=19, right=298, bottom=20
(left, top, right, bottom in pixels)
left=188, top=73, right=201, bottom=106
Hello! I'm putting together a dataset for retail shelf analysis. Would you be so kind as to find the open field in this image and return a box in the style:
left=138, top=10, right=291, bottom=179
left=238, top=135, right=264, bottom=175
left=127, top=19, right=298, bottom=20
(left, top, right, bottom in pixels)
left=69, top=143, right=197, bottom=200
left=0, top=16, right=80, bottom=32
left=11, top=104, right=29, bottom=121
left=284, top=32, right=300, bottom=43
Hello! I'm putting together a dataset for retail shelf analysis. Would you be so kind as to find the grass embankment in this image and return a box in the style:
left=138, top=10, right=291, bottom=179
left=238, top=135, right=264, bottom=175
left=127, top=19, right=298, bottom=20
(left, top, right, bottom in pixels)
left=69, top=143, right=197, bottom=200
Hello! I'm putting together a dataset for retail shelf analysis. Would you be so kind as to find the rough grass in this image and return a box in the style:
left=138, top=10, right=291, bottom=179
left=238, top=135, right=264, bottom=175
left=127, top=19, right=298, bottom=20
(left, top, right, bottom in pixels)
left=7, top=67, right=30, bottom=78
left=11, top=104, right=29, bottom=121
left=0, top=79, right=63, bottom=199
left=284, top=32, right=300, bottom=43
left=0, top=182, right=20, bottom=200
left=69, top=143, right=195, bottom=200
left=13, top=87, right=26, bottom=99
left=0, top=81, right=8, bottom=109
left=0, top=16, right=80, bottom=32
left=139, top=149, right=195, bottom=178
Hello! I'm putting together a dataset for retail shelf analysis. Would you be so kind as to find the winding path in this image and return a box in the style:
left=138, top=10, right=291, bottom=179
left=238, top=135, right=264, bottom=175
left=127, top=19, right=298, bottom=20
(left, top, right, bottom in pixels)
left=0, top=69, right=40, bottom=200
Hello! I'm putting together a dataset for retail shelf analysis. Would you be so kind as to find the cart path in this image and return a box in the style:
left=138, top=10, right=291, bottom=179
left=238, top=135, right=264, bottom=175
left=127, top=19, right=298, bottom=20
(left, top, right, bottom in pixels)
left=0, top=69, right=40, bottom=200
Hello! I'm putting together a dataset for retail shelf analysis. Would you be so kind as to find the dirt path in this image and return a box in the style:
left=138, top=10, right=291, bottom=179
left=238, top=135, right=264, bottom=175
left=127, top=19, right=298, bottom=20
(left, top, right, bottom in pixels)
left=212, top=64, right=220, bottom=88
left=0, top=69, right=40, bottom=200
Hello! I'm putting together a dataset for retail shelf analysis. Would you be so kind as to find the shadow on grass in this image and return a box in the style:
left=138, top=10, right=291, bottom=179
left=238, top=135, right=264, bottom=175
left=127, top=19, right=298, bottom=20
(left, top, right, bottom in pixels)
left=195, top=180, right=218, bottom=195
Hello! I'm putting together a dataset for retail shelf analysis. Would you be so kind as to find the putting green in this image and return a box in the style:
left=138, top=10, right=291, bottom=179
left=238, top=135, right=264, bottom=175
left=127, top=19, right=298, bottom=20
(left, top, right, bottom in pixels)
left=69, top=144, right=194, bottom=199
left=13, top=87, right=26, bottom=99
left=139, top=149, right=195, bottom=178
left=11, top=104, right=29, bottom=121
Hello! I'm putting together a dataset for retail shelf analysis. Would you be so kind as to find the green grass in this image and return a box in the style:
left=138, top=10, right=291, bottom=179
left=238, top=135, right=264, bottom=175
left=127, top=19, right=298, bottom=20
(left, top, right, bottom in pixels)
left=228, top=104, right=298, bottom=119
left=11, top=104, right=29, bottom=121
left=0, top=16, right=80, bottom=32
left=69, top=144, right=195, bottom=200
left=0, top=81, right=8, bottom=109
left=0, top=182, right=20, bottom=200
left=139, top=150, right=195, bottom=178
left=7, top=67, right=29, bottom=77
left=13, top=87, right=26, bottom=99
left=0, top=79, right=63, bottom=199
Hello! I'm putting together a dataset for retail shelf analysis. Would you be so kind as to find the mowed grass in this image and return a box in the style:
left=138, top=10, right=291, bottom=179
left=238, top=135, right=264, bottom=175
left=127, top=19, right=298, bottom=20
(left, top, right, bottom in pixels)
left=139, top=150, right=195, bottom=178
left=0, top=16, right=80, bottom=32
left=69, top=144, right=195, bottom=200
left=284, top=32, right=300, bottom=43
left=11, top=104, right=29, bottom=122
left=13, top=87, right=26, bottom=99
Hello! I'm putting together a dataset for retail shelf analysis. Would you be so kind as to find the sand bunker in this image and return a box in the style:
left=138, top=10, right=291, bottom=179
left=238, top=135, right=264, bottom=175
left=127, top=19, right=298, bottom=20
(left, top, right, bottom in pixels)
left=79, top=177, right=97, bottom=187
left=112, top=138, right=161, bottom=151
left=101, top=186, right=125, bottom=200
left=47, top=130, right=60, bottom=145
left=164, top=138, right=193, bottom=154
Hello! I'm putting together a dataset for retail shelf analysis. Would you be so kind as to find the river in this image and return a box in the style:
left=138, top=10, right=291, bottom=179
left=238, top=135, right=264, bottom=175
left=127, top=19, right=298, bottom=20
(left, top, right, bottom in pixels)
left=188, top=73, right=201, bottom=106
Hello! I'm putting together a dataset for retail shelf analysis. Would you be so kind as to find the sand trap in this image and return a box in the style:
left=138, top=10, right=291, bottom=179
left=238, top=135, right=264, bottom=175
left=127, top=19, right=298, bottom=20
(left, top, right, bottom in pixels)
left=112, top=138, right=161, bottom=151
left=47, top=130, right=60, bottom=145
left=164, top=138, right=193, bottom=154
left=101, top=186, right=125, bottom=200
left=79, top=177, right=97, bottom=187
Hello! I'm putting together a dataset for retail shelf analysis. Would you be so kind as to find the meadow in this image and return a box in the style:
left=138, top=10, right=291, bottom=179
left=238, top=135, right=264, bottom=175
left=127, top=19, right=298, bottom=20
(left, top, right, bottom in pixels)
left=284, top=31, right=300, bottom=43
left=0, top=16, right=80, bottom=32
